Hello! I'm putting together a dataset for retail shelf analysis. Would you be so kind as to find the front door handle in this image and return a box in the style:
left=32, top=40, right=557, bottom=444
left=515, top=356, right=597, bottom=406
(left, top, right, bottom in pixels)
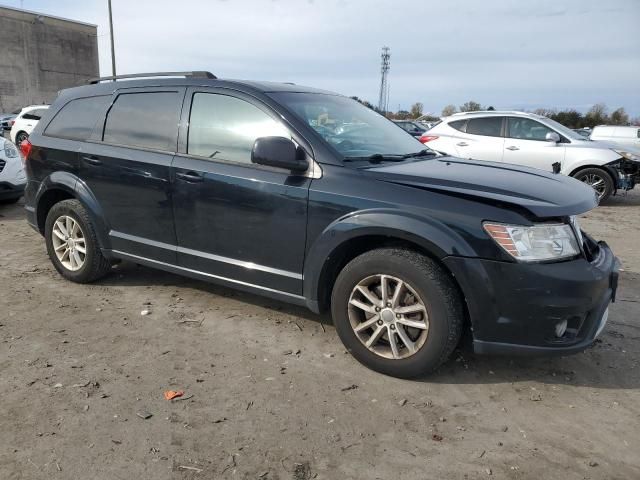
left=506, top=146, right=520, bottom=151
left=175, top=171, right=204, bottom=183
left=82, top=155, right=102, bottom=166
left=456, top=142, right=468, bottom=147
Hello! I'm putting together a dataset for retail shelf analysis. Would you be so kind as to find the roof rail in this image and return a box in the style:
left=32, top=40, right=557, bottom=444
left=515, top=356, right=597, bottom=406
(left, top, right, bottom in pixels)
left=88, top=71, right=217, bottom=85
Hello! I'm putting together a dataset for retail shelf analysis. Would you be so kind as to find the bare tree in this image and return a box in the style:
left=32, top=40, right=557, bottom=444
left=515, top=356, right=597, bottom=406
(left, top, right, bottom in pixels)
left=610, top=107, right=630, bottom=126
left=459, top=101, right=482, bottom=112
left=410, top=102, right=424, bottom=119
left=441, top=104, right=457, bottom=117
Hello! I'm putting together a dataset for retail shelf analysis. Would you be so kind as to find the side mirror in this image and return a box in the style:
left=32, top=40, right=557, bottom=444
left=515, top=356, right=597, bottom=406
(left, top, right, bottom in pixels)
left=545, top=132, right=561, bottom=143
left=251, top=136, right=309, bottom=173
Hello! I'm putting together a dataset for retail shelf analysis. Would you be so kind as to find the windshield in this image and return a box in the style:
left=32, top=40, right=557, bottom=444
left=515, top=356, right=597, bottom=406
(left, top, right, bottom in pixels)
left=269, top=92, right=429, bottom=159
left=542, top=117, right=587, bottom=141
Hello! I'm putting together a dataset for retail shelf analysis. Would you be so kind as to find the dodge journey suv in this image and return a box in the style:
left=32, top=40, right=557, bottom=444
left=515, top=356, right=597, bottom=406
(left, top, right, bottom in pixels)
left=22, top=72, right=619, bottom=378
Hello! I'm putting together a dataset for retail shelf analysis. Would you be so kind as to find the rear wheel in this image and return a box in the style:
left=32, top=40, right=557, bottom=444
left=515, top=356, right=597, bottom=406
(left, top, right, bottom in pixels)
left=572, top=167, right=614, bottom=202
left=331, top=248, right=464, bottom=378
left=45, top=199, right=112, bottom=283
left=15, top=131, right=28, bottom=145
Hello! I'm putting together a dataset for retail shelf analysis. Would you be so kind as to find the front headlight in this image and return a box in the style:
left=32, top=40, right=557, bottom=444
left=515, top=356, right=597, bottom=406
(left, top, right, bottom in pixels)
left=3, top=140, right=18, bottom=158
left=614, top=149, right=640, bottom=162
left=484, top=222, right=580, bottom=262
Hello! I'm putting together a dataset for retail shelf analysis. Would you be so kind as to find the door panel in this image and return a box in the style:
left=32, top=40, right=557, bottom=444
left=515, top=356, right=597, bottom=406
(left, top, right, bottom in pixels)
left=79, top=143, right=176, bottom=262
left=456, top=117, right=505, bottom=162
left=171, top=89, right=310, bottom=295
left=504, top=117, right=566, bottom=172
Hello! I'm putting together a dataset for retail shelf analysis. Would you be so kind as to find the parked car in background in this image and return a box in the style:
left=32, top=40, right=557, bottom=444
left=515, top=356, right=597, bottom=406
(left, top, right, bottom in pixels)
left=590, top=125, right=640, bottom=148
left=0, top=137, right=26, bottom=203
left=393, top=120, right=427, bottom=138
left=10, top=105, right=49, bottom=145
left=422, top=111, right=640, bottom=201
left=572, top=128, right=592, bottom=139
left=1, top=109, right=20, bottom=131
left=22, top=72, right=618, bottom=378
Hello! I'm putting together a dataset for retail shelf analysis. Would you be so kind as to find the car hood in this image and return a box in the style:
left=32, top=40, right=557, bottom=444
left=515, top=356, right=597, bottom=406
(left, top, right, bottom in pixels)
left=368, top=156, right=598, bottom=218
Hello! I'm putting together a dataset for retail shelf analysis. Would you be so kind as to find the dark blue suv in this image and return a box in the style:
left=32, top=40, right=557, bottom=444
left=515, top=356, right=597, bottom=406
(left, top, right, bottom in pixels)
left=22, top=72, right=619, bottom=377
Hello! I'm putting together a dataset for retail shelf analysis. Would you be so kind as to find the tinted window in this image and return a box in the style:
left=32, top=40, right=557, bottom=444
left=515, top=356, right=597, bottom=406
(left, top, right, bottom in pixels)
left=466, top=117, right=502, bottom=137
left=637, top=129, right=640, bottom=139
left=507, top=117, right=554, bottom=141
left=188, top=93, right=289, bottom=163
left=449, top=119, right=466, bottom=132
left=103, top=92, right=181, bottom=151
left=22, top=109, right=47, bottom=121
left=45, top=96, right=110, bottom=141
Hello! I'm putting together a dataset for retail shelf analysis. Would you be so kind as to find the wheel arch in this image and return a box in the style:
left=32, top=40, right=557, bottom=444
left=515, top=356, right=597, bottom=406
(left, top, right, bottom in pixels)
left=35, top=173, right=111, bottom=250
left=303, top=211, right=474, bottom=319
left=569, top=164, right=618, bottom=184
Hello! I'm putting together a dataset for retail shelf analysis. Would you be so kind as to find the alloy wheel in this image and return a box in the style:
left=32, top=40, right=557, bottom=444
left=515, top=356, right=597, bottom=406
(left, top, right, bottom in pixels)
left=578, top=173, right=607, bottom=199
left=347, top=274, right=429, bottom=360
left=51, top=215, right=87, bottom=271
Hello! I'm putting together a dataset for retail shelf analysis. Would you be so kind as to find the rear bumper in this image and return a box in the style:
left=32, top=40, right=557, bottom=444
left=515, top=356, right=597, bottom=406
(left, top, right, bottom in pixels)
left=444, top=241, right=619, bottom=356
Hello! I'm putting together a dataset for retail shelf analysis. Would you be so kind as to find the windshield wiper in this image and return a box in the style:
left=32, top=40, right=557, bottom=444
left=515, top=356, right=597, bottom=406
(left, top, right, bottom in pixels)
left=343, top=153, right=405, bottom=163
left=402, top=149, right=437, bottom=159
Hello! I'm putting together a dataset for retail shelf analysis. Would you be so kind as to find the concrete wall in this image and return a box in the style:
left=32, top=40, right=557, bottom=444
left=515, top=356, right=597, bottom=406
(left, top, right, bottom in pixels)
left=0, top=6, right=98, bottom=113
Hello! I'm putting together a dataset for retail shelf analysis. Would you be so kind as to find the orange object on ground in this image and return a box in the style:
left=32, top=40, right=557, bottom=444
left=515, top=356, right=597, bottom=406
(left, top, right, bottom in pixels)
left=164, top=390, right=184, bottom=400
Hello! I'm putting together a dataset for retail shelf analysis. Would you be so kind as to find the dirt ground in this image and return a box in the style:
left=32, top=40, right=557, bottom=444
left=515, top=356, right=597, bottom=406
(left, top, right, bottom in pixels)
left=1, top=191, right=639, bottom=480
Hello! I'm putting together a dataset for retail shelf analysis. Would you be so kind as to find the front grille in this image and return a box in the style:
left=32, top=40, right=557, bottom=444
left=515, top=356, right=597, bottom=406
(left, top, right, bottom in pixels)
left=0, top=159, right=5, bottom=173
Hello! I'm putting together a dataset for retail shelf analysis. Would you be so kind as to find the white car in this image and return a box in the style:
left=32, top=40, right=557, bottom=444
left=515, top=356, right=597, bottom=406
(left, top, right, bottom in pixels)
left=0, top=137, right=26, bottom=204
left=10, top=105, right=49, bottom=145
left=422, top=111, right=640, bottom=201
left=590, top=125, right=640, bottom=149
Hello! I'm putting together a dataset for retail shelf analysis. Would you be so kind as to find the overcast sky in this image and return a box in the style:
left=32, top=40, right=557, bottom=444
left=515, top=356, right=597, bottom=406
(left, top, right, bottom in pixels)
left=4, top=0, right=640, bottom=116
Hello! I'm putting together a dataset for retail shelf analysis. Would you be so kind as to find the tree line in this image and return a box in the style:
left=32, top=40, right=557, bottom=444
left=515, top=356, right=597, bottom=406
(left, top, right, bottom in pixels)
left=351, top=96, right=639, bottom=127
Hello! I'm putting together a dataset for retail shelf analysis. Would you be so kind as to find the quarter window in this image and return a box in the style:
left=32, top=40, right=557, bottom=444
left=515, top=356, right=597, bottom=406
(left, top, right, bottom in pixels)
left=448, top=119, right=466, bottom=132
left=507, top=117, right=554, bottom=141
left=22, top=109, right=47, bottom=121
left=103, top=92, right=182, bottom=151
left=188, top=93, right=289, bottom=163
left=466, top=117, right=503, bottom=137
left=45, top=96, right=110, bottom=141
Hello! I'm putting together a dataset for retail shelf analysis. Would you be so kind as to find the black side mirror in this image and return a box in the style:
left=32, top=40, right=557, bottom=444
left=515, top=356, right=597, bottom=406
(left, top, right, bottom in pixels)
left=251, top=136, right=309, bottom=173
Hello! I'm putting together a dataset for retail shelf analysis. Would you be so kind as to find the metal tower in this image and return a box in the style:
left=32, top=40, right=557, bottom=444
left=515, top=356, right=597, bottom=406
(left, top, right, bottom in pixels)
left=378, top=46, right=391, bottom=113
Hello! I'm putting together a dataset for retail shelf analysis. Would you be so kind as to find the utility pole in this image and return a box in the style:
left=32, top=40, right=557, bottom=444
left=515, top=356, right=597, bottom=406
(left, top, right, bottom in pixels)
left=377, top=46, right=391, bottom=114
left=108, top=0, right=116, bottom=77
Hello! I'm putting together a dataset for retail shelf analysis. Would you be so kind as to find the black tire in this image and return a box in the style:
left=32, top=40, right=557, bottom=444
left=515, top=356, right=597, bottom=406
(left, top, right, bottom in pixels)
left=15, top=131, right=29, bottom=145
left=331, top=248, right=464, bottom=378
left=572, top=167, right=614, bottom=202
left=44, top=199, right=112, bottom=283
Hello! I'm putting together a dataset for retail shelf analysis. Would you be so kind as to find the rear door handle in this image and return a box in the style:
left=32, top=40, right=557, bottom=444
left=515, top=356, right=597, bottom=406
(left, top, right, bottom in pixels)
left=505, top=146, right=519, bottom=151
left=82, top=155, right=102, bottom=166
left=456, top=142, right=468, bottom=147
left=175, top=171, right=204, bottom=183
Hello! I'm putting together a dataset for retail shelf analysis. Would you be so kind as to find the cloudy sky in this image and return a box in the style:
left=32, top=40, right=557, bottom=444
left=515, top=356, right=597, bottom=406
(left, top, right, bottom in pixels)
left=4, top=0, right=640, bottom=116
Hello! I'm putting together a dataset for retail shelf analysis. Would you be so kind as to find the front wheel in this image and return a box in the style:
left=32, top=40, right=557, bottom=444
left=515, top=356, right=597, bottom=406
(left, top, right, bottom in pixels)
left=572, top=167, right=614, bottom=202
left=331, top=248, right=464, bottom=378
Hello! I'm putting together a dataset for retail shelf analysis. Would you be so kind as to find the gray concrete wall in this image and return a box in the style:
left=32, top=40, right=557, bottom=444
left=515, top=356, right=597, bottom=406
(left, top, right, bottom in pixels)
left=0, top=6, right=98, bottom=113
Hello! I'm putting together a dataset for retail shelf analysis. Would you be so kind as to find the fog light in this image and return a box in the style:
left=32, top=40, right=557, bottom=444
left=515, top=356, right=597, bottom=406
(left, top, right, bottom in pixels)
left=555, top=320, right=568, bottom=338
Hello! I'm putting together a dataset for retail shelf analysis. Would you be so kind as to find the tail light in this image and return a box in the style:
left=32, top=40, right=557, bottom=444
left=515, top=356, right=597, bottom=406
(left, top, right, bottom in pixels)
left=20, top=139, right=32, bottom=165
left=9, top=120, right=15, bottom=127
left=419, top=135, right=439, bottom=144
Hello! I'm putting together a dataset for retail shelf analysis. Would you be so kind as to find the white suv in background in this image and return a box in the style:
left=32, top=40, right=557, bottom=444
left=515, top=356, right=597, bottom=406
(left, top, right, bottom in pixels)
left=423, top=111, right=640, bottom=201
left=9, top=105, right=49, bottom=145
left=590, top=125, right=640, bottom=149
left=0, top=137, right=26, bottom=204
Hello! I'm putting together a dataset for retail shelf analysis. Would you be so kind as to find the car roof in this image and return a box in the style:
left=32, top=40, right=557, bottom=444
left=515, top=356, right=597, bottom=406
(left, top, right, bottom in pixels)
left=447, top=110, right=546, bottom=120
left=58, top=77, right=338, bottom=100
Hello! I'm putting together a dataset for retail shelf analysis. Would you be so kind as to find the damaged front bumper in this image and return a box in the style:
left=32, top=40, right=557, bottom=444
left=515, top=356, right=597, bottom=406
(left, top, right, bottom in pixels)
left=609, top=157, right=640, bottom=192
left=444, top=236, right=619, bottom=356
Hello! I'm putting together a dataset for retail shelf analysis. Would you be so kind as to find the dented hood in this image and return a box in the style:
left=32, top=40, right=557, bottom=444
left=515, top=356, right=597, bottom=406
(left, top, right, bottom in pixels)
left=369, top=156, right=598, bottom=218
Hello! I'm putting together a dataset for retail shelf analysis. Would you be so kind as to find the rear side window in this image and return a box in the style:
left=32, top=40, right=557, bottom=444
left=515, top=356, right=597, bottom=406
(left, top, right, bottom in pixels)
left=22, top=109, right=47, bottom=121
left=466, top=117, right=503, bottom=137
left=103, top=92, right=182, bottom=151
left=188, top=93, right=289, bottom=164
left=45, top=96, right=110, bottom=141
left=448, top=119, right=466, bottom=132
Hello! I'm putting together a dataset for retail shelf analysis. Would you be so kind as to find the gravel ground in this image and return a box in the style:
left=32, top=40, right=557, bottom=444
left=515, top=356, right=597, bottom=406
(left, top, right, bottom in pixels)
left=1, top=191, right=639, bottom=480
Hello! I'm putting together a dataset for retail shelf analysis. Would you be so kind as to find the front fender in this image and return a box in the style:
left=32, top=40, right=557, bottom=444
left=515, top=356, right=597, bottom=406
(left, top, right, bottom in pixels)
left=302, top=208, right=475, bottom=309
left=34, top=172, right=111, bottom=250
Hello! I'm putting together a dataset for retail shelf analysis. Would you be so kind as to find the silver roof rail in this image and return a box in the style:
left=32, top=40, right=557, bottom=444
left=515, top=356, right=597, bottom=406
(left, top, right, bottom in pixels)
left=88, top=71, right=217, bottom=84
